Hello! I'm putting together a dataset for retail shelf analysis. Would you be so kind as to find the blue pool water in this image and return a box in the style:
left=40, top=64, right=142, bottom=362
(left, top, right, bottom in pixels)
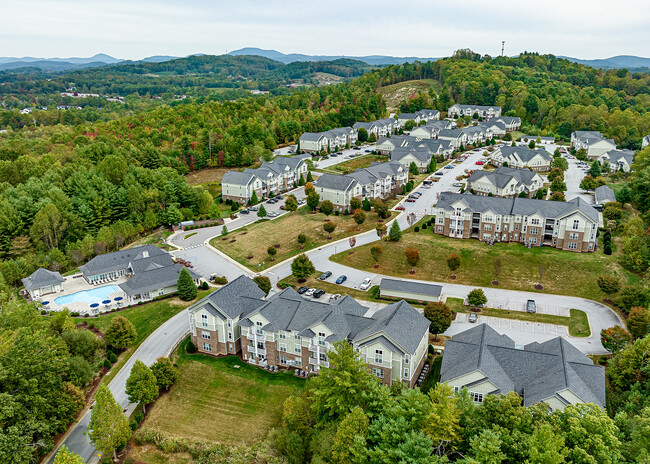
left=54, top=285, right=120, bottom=305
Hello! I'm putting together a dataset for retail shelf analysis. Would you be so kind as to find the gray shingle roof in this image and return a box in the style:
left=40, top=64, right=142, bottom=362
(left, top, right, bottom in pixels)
left=189, top=275, right=267, bottom=320
left=497, top=146, right=552, bottom=163
left=22, top=267, right=64, bottom=290
left=221, top=170, right=258, bottom=186
left=595, top=185, right=616, bottom=204
left=441, top=324, right=605, bottom=408
left=437, top=192, right=599, bottom=223
left=468, top=166, right=538, bottom=189
left=119, top=263, right=200, bottom=297
left=315, top=173, right=358, bottom=191
left=380, top=278, right=442, bottom=298
left=390, top=147, right=432, bottom=163
left=437, top=129, right=464, bottom=139
left=398, top=112, right=418, bottom=120
left=300, top=132, right=326, bottom=142
left=79, top=245, right=166, bottom=277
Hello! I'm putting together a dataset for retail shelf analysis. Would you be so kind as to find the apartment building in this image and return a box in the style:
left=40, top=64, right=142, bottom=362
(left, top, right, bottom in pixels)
left=467, top=166, right=544, bottom=198
left=571, top=131, right=617, bottom=158
left=490, top=146, right=552, bottom=171
left=434, top=192, right=599, bottom=252
left=188, top=276, right=430, bottom=387
left=447, top=104, right=502, bottom=120
left=299, top=127, right=357, bottom=153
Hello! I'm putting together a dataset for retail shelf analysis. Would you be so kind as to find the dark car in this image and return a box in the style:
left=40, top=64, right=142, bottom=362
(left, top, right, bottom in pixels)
left=240, top=209, right=250, bottom=214
left=313, top=289, right=326, bottom=298
left=319, top=271, right=332, bottom=280
left=335, top=275, right=347, bottom=284
left=297, top=286, right=309, bottom=294
left=526, top=300, right=536, bottom=313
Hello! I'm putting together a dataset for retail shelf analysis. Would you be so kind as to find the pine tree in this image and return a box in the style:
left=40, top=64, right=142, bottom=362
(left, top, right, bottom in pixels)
left=249, top=190, right=258, bottom=205
left=298, top=174, right=305, bottom=186
left=389, top=221, right=402, bottom=241
left=307, top=171, right=314, bottom=182
left=177, top=267, right=197, bottom=300
left=88, top=384, right=131, bottom=460
left=257, top=204, right=267, bottom=217
left=125, top=360, right=159, bottom=412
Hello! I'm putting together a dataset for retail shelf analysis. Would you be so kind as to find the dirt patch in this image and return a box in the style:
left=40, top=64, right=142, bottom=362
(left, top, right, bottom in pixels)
left=184, top=168, right=231, bottom=186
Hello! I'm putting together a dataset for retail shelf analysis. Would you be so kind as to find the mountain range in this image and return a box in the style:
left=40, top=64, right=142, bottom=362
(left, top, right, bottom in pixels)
left=0, top=49, right=648, bottom=72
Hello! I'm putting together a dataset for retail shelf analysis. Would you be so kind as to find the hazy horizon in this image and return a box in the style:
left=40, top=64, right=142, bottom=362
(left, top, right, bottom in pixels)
left=0, top=0, right=648, bottom=60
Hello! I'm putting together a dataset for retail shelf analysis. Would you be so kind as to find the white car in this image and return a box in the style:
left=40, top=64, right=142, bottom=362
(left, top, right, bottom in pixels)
left=304, top=288, right=316, bottom=297
left=329, top=294, right=341, bottom=301
left=359, top=278, right=372, bottom=290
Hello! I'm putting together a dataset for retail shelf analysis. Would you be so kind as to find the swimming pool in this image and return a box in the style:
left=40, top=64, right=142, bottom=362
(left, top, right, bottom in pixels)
left=54, top=285, right=120, bottom=305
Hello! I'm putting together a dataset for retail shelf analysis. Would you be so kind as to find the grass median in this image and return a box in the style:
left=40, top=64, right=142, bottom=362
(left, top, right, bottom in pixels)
left=446, top=298, right=591, bottom=337
left=331, top=154, right=388, bottom=174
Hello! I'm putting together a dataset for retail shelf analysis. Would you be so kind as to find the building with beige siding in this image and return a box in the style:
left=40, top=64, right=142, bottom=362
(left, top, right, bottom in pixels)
left=434, top=192, right=599, bottom=252
left=466, top=166, right=544, bottom=198
left=490, top=146, right=552, bottom=171
left=441, top=324, right=605, bottom=410
left=188, top=276, right=431, bottom=387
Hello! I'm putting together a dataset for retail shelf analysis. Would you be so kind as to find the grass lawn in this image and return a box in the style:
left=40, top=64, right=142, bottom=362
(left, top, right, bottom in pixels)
left=332, top=154, right=388, bottom=174
left=330, top=223, right=640, bottom=302
left=211, top=207, right=386, bottom=270
left=446, top=298, right=591, bottom=337
left=139, top=338, right=304, bottom=445
left=74, top=290, right=212, bottom=384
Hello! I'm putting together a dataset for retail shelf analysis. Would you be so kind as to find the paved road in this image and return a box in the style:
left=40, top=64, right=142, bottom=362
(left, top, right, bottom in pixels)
left=50, top=310, right=191, bottom=463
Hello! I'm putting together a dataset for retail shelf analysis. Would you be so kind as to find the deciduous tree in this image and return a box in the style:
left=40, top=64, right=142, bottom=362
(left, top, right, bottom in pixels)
left=405, top=247, right=420, bottom=272
left=291, top=253, right=315, bottom=279
left=446, top=254, right=461, bottom=273
left=307, top=191, right=320, bottom=211
left=424, top=302, right=452, bottom=338
left=104, top=315, right=137, bottom=349
left=370, top=244, right=382, bottom=266
left=353, top=209, right=366, bottom=230
left=467, top=288, right=487, bottom=307
left=88, top=384, right=131, bottom=460
left=253, top=275, right=272, bottom=296
left=597, top=275, right=621, bottom=296
left=601, top=326, right=631, bottom=353
left=324, top=222, right=336, bottom=238
left=627, top=307, right=650, bottom=339
left=150, top=357, right=178, bottom=391
left=125, top=360, right=159, bottom=413
left=320, top=200, right=334, bottom=216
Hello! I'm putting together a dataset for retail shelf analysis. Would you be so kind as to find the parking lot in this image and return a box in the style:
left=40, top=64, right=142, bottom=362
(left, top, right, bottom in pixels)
left=450, top=312, right=569, bottom=344
left=313, top=144, right=378, bottom=169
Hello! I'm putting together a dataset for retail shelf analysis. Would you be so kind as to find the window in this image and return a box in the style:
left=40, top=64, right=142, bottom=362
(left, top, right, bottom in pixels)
left=515, top=224, right=519, bottom=231
left=588, top=243, right=593, bottom=249
left=470, top=392, right=484, bottom=403
left=484, top=224, right=492, bottom=231
left=202, top=342, right=212, bottom=352
left=201, top=331, right=211, bottom=340
left=279, top=332, right=286, bottom=340
left=529, top=227, right=538, bottom=235
left=573, top=219, right=580, bottom=230
left=280, top=355, right=287, bottom=364
left=227, top=320, right=232, bottom=328
left=529, top=237, right=537, bottom=244
left=437, top=226, right=443, bottom=232
left=318, top=332, right=326, bottom=346
left=404, top=356, right=409, bottom=365
left=568, top=242, right=577, bottom=250
left=372, top=367, right=384, bottom=378
left=256, top=321, right=263, bottom=335
left=531, top=218, right=540, bottom=225
left=569, top=232, right=579, bottom=240
left=294, top=332, right=301, bottom=341
left=201, top=314, right=208, bottom=327
left=280, top=344, right=287, bottom=353
left=482, top=234, right=491, bottom=241
left=295, top=344, right=301, bottom=354
left=228, top=332, right=233, bottom=340
left=375, top=349, right=383, bottom=364
left=295, top=359, right=302, bottom=366
left=404, top=368, right=409, bottom=378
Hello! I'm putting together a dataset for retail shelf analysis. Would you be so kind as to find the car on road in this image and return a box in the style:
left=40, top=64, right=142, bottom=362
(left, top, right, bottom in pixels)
left=319, top=271, right=332, bottom=280
left=297, top=286, right=309, bottom=294
left=335, top=275, right=347, bottom=284
left=444, top=165, right=454, bottom=169
left=453, top=182, right=463, bottom=187
left=248, top=206, right=259, bottom=211
left=313, top=289, right=326, bottom=298
left=304, top=288, right=316, bottom=296
left=526, top=300, right=536, bottom=313
left=468, top=313, right=478, bottom=323
left=240, top=209, right=250, bottom=214
left=396, top=205, right=405, bottom=210
left=359, top=278, right=372, bottom=290
left=354, top=146, right=361, bottom=150
left=267, top=211, right=279, bottom=218
left=435, top=171, right=444, bottom=176
left=329, top=294, right=341, bottom=301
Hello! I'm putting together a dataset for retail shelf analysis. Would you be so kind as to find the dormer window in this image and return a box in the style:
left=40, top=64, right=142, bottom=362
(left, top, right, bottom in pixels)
left=201, top=314, right=208, bottom=327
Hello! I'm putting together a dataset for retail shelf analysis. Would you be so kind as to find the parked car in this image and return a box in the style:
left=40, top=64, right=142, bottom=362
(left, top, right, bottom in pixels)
left=475, top=161, right=484, bottom=165
left=267, top=211, right=279, bottom=218
left=453, top=182, right=463, bottom=187
left=365, top=149, right=371, bottom=153
left=423, top=180, right=433, bottom=185
left=313, top=289, right=326, bottom=298
left=359, top=278, right=372, bottom=290
left=304, top=288, right=316, bottom=296
left=240, top=209, right=250, bottom=214
left=297, top=199, right=306, bottom=205
left=435, top=171, right=444, bottom=176
left=329, top=293, right=341, bottom=301
left=396, top=205, right=405, bottom=210
left=297, top=286, right=309, bottom=294
left=319, top=271, right=332, bottom=280
left=280, top=205, right=286, bottom=210
left=444, top=165, right=454, bottom=169
left=335, top=275, right=347, bottom=284
left=526, top=300, right=536, bottom=313
left=248, top=205, right=259, bottom=211
left=468, top=313, right=478, bottom=323
left=405, top=198, right=416, bottom=203
left=275, top=195, right=283, bottom=200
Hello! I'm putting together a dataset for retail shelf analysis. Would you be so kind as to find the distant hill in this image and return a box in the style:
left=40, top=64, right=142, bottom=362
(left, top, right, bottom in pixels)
left=227, top=47, right=440, bottom=65
left=560, top=55, right=650, bottom=70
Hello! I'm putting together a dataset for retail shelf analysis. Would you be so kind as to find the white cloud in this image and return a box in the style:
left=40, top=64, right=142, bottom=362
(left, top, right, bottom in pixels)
left=0, top=0, right=647, bottom=59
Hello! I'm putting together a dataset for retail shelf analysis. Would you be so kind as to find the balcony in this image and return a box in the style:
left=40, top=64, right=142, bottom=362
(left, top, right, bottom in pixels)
left=251, top=348, right=266, bottom=357
left=309, top=358, right=330, bottom=368
left=309, top=342, right=330, bottom=352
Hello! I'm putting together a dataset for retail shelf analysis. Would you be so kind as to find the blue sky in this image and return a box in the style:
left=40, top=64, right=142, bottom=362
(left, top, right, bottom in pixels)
left=0, top=0, right=648, bottom=59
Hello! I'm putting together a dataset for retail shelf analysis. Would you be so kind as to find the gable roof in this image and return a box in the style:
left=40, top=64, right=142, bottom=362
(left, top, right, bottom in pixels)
left=222, top=170, right=259, bottom=186
left=79, top=245, right=167, bottom=277
left=468, top=166, right=539, bottom=189
left=595, top=185, right=616, bottom=204
left=189, top=275, right=267, bottom=319
left=22, top=267, right=64, bottom=290
left=300, top=132, right=326, bottom=142
left=119, top=263, right=200, bottom=297
left=380, top=278, right=442, bottom=298
left=441, top=324, right=605, bottom=408
left=315, top=173, right=359, bottom=191
left=496, top=146, right=552, bottom=163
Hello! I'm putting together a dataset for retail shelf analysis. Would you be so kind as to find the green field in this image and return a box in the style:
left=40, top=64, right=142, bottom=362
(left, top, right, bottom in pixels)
left=330, top=223, right=640, bottom=302
left=332, top=154, right=388, bottom=174
left=138, top=338, right=304, bottom=445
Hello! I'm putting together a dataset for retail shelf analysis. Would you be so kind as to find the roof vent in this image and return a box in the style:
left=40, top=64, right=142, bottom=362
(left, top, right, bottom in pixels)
left=142, top=250, right=149, bottom=258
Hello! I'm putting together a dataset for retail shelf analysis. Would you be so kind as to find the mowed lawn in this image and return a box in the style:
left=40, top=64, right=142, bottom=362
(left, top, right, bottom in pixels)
left=332, top=154, right=388, bottom=174
left=330, top=226, right=640, bottom=301
left=140, top=339, right=304, bottom=445
left=211, top=207, right=384, bottom=270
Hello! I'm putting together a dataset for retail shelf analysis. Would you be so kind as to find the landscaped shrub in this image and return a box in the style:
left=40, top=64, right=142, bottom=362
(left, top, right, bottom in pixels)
left=103, top=359, right=112, bottom=369
left=108, top=351, right=118, bottom=363
left=201, top=281, right=209, bottom=290
left=422, top=223, right=427, bottom=229
left=129, top=419, right=138, bottom=431
left=277, top=282, right=295, bottom=289
left=186, top=341, right=197, bottom=354
left=70, top=312, right=80, bottom=317
left=134, top=412, right=144, bottom=424
left=604, top=244, right=612, bottom=255
left=213, top=276, right=228, bottom=285
left=414, top=226, right=420, bottom=232
left=84, top=313, right=90, bottom=317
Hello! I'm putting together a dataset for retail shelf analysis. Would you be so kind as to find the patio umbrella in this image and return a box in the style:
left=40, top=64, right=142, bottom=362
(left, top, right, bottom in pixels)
left=113, top=297, right=123, bottom=302
left=102, top=300, right=111, bottom=305
left=90, top=303, right=100, bottom=308
left=41, top=301, right=49, bottom=306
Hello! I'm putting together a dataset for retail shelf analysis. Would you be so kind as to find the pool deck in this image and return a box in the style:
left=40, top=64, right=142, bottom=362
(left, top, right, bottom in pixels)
left=41, top=273, right=129, bottom=314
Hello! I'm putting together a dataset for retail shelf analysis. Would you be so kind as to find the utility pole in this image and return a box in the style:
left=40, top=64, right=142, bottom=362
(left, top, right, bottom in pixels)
left=501, top=41, right=505, bottom=57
